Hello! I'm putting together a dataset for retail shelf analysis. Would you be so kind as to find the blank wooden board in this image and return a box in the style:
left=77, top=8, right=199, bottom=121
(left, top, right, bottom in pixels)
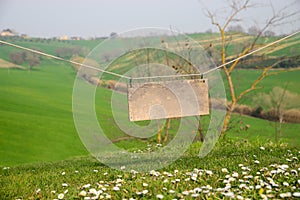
left=128, top=79, right=209, bottom=121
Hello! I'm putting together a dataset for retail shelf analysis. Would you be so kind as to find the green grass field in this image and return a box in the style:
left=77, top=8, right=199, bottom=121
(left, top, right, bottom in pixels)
left=1, top=140, right=299, bottom=199
left=0, top=62, right=299, bottom=166
left=0, top=33, right=299, bottom=199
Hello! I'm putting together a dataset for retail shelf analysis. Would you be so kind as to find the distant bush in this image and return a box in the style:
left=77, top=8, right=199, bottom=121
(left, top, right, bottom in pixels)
left=232, top=104, right=300, bottom=123
left=10, top=51, right=25, bottom=65
left=9, top=51, right=41, bottom=69
left=233, top=104, right=252, bottom=115
left=283, top=109, right=300, bottom=123
left=55, top=46, right=88, bottom=59
left=240, top=55, right=300, bottom=69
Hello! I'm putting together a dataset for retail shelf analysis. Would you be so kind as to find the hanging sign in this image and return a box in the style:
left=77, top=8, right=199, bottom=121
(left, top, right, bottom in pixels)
left=128, top=79, right=209, bottom=121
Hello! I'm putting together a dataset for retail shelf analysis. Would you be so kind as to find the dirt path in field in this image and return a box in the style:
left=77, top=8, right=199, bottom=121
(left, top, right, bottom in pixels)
left=0, top=58, right=24, bottom=69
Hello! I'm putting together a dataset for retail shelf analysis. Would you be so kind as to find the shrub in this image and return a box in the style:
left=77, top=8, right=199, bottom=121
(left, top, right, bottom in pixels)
left=283, top=109, right=300, bottom=123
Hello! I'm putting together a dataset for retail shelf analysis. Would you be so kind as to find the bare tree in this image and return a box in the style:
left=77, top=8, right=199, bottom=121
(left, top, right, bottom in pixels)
left=10, top=51, right=25, bottom=65
left=227, top=24, right=244, bottom=33
left=248, top=26, right=260, bottom=35
left=205, top=0, right=298, bottom=134
left=252, top=86, right=299, bottom=141
left=25, top=53, right=41, bottom=70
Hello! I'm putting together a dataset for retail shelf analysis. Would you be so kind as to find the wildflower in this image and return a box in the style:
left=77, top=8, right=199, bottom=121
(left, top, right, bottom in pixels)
left=58, top=193, right=64, bottom=199
left=93, top=169, right=98, bottom=173
left=169, top=190, right=175, bottom=194
left=223, top=192, right=234, bottom=198
left=260, top=194, right=268, bottom=200
left=75, top=170, right=79, bottom=173
left=254, top=160, right=260, bottom=164
left=174, top=169, right=179, bottom=174
left=255, top=185, right=261, bottom=190
left=191, top=193, right=199, bottom=198
left=232, top=172, right=239, bottom=177
left=236, top=195, right=244, bottom=200
left=224, top=185, right=231, bottom=191
left=283, top=182, right=289, bottom=187
left=223, top=179, right=230, bottom=184
left=279, top=192, right=291, bottom=198
left=116, top=183, right=121, bottom=187
left=116, top=178, right=123, bottom=183
left=61, top=172, right=66, bottom=176
left=150, top=170, right=160, bottom=176
left=142, top=190, right=148, bottom=195
left=62, top=183, right=68, bottom=187
left=121, top=166, right=126, bottom=170
left=291, top=170, right=298, bottom=175
left=113, top=186, right=120, bottom=191
left=156, top=194, right=164, bottom=199
left=130, top=170, right=137, bottom=174
left=79, top=190, right=87, bottom=197
left=293, top=192, right=300, bottom=197
left=36, top=188, right=41, bottom=194
left=193, top=187, right=202, bottom=193
left=222, top=168, right=229, bottom=173
left=244, top=175, right=253, bottom=179
left=205, top=170, right=213, bottom=175
left=51, top=190, right=56, bottom=194
left=142, top=183, right=148, bottom=187
left=279, top=164, right=289, bottom=170
left=228, top=177, right=236, bottom=182
left=106, top=194, right=112, bottom=199
left=82, top=184, right=91, bottom=189
left=182, top=191, right=189, bottom=195
left=3, top=166, right=10, bottom=170
left=260, top=147, right=265, bottom=150
left=89, top=188, right=98, bottom=195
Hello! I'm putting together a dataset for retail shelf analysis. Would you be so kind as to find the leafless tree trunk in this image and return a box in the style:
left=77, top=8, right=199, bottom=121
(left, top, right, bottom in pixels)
left=205, top=0, right=298, bottom=135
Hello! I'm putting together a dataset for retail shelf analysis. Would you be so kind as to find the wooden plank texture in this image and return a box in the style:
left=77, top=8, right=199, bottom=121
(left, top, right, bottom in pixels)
left=128, top=79, right=209, bottom=121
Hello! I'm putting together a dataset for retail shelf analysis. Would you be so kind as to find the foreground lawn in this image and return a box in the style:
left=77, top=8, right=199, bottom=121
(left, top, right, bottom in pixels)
left=1, top=140, right=299, bottom=199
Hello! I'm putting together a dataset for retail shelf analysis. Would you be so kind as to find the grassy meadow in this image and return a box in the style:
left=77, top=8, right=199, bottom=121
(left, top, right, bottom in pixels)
left=0, top=33, right=299, bottom=199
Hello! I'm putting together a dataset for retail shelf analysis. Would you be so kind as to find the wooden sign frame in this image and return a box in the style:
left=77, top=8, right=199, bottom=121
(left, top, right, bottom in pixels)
left=128, top=79, right=209, bottom=121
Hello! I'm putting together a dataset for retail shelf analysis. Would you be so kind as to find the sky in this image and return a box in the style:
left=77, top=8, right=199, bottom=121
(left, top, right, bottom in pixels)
left=0, top=0, right=299, bottom=38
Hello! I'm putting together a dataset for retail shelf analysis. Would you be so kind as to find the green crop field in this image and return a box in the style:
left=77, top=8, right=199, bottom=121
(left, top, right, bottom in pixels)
left=0, top=61, right=299, bottom=166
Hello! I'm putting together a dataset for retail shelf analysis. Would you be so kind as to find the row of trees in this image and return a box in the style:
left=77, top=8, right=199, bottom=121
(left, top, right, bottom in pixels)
left=9, top=51, right=41, bottom=70
left=8, top=45, right=89, bottom=70
left=55, top=46, right=88, bottom=59
left=220, top=25, right=276, bottom=36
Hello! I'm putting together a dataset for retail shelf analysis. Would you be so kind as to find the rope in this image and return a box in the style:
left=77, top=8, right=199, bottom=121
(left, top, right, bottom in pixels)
left=0, top=30, right=299, bottom=80
left=202, top=30, right=300, bottom=75
left=0, top=40, right=130, bottom=79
